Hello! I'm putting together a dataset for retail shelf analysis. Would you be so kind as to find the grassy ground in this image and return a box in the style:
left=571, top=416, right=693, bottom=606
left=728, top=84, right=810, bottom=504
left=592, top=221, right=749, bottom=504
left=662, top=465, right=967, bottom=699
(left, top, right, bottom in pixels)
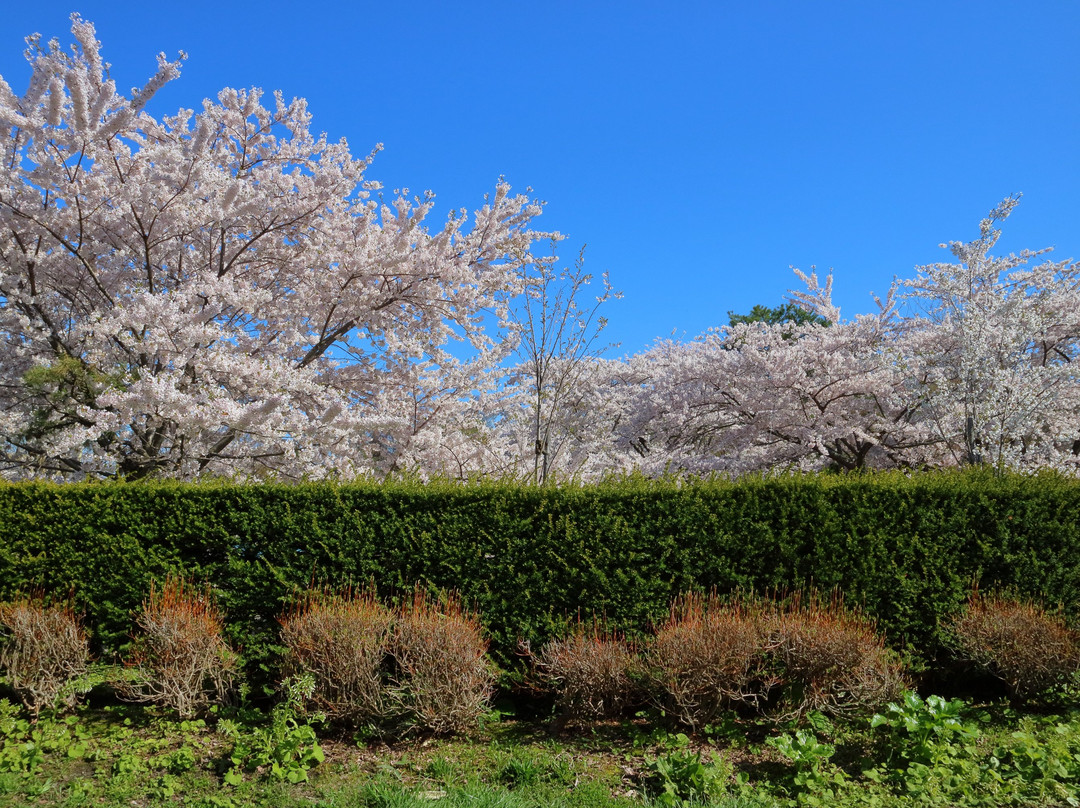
left=4, top=693, right=1080, bottom=808
left=0, top=704, right=658, bottom=808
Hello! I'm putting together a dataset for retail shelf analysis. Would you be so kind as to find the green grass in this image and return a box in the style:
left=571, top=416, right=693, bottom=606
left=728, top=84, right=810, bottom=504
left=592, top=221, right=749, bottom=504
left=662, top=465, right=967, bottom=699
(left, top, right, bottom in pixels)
left=4, top=694, right=1080, bottom=807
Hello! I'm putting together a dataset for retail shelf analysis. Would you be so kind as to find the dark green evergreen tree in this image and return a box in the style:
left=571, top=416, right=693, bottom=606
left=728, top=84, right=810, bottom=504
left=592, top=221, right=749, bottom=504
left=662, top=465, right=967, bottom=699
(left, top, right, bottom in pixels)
left=726, top=302, right=830, bottom=328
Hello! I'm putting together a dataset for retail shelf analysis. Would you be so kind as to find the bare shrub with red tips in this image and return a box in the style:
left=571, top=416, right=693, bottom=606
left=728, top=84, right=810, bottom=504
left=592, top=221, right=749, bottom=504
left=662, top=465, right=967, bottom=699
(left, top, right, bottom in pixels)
left=771, top=590, right=904, bottom=719
left=279, top=586, right=393, bottom=725
left=121, top=576, right=237, bottom=718
left=391, top=588, right=494, bottom=735
left=950, top=589, right=1080, bottom=699
left=647, top=592, right=775, bottom=729
left=0, top=594, right=88, bottom=718
left=536, top=618, right=640, bottom=721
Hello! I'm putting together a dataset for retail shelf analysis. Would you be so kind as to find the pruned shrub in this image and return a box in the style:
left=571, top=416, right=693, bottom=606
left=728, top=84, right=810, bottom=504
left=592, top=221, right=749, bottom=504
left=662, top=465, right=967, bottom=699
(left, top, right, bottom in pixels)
left=534, top=618, right=640, bottom=721
left=391, top=588, right=494, bottom=735
left=120, top=576, right=237, bottom=718
left=949, top=589, right=1080, bottom=699
left=279, top=585, right=393, bottom=725
left=0, top=594, right=89, bottom=718
left=647, top=592, right=775, bottom=728
left=11, top=472, right=1080, bottom=682
left=771, top=590, right=904, bottom=718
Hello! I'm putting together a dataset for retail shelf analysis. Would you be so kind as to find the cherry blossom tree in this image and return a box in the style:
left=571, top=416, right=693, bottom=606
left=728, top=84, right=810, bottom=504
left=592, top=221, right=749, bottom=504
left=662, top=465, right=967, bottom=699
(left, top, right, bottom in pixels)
left=3, top=18, right=1076, bottom=483
left=495, top=246, right=621, bottom=483
left=0, top=16, right=556, bottom=480
left=900, top=196, right=1080, bottom=471
left=610, top=202, right=1080, bottom=476
left=613, top=284, right=934, bottom=475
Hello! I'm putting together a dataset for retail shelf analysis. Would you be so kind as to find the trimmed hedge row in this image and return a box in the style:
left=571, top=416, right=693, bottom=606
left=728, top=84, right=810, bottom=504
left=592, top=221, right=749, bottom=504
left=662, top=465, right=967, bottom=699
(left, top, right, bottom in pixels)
left=2, top=470, right=1079, bottom=679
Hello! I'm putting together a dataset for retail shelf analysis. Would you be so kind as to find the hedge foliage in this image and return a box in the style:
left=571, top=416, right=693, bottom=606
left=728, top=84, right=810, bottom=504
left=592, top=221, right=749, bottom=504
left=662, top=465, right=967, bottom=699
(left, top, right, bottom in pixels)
left=2, top=470, right=1079, bottom=679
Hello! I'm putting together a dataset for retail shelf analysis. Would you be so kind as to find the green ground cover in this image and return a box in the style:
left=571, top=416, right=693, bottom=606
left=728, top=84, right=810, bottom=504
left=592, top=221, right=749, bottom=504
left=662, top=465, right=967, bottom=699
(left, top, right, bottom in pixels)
left=5, top=688, right=1080, bottom=808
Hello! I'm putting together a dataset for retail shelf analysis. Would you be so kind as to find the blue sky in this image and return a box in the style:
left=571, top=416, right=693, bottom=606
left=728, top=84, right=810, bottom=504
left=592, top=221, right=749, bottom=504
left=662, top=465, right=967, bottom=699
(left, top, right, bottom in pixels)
left=2, top=1, right=1077, bottom=355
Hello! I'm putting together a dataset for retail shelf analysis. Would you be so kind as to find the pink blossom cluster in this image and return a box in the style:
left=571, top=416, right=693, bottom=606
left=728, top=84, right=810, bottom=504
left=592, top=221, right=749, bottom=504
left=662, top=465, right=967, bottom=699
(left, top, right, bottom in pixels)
left=605, top=198, right=1080, bottom=475
left=0, top=16, right=555, bottom=479
left=2, top=19, right=1078, bottom=481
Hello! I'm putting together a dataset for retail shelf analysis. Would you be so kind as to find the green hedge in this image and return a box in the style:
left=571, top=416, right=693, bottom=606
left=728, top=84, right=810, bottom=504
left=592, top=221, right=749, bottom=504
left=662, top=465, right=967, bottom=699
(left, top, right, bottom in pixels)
left=2, top=470, right=1079, bottom=678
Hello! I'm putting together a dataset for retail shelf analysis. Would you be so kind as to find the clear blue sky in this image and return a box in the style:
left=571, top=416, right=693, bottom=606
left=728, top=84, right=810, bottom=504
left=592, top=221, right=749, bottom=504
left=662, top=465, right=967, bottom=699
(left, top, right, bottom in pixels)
left=3, top=1, right=1077, bottom=354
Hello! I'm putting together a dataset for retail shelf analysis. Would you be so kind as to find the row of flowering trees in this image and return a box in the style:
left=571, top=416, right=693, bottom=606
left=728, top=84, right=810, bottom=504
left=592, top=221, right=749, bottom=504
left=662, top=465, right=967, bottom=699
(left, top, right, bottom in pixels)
left=602, top=195, right=1080, bottom=476
left=2, top=17, right=1078, bottom=482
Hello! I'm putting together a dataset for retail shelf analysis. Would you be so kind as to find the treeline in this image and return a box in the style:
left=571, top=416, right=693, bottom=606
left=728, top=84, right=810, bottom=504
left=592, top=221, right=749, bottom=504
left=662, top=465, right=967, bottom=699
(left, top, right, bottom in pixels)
left=4, top=18, right=1079, bottom=485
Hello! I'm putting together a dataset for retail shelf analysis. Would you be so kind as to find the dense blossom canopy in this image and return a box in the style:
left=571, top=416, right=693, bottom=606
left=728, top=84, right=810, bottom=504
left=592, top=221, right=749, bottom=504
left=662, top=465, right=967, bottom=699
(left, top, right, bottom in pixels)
left=0, top=16, right=557, bottom=479
left=2, top=18, right=1077, bottom=481
left=611, top=199, right=1080, bottom=475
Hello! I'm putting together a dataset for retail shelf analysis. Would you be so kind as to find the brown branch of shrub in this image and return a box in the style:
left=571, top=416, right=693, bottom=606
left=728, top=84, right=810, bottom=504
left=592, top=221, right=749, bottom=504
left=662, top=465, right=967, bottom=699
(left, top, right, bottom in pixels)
left=0, top=592, right=89, bottom=719
left=950, top=587, right=1080, bottom=700
left=533, top=616, right=640, bottom=722
left=647, top=592, right=777, bottom=729
left=390, top=587, right=494, bottom=735
left=770, top=589, right=905, bottom=720
left=118, top=576, right=237, bottom=718
left=279, top=583, right=393, bottom=726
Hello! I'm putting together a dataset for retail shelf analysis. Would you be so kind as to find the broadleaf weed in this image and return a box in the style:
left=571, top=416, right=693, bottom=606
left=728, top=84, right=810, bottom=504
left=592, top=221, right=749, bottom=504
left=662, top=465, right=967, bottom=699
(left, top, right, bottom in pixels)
left=220, top=673, right=325, bottom=784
